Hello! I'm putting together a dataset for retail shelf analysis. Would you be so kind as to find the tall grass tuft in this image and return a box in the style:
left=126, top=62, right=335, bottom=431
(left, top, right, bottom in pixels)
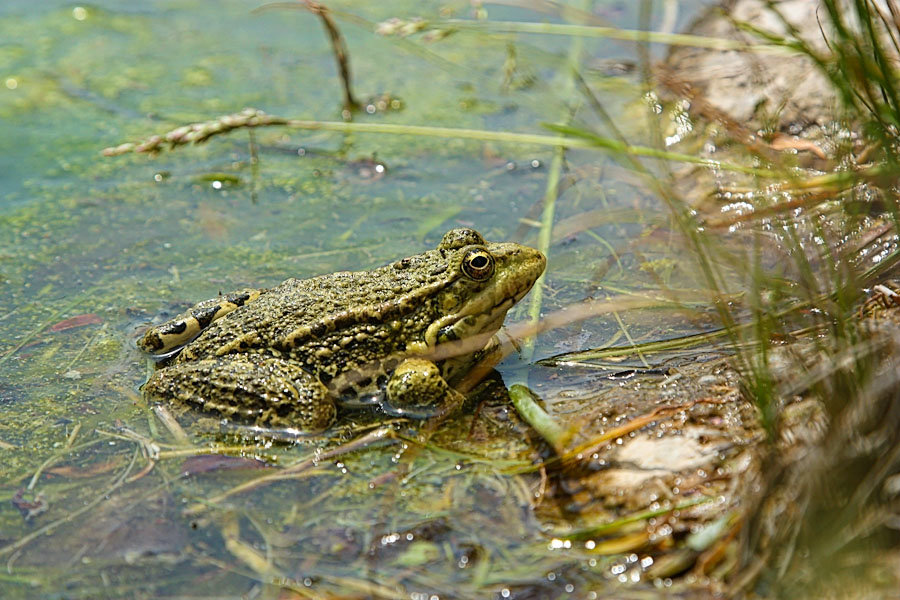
left=720, top=1, right=900, bottom=595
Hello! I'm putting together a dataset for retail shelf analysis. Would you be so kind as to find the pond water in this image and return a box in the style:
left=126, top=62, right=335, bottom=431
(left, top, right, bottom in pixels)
left=0, top=1, right=720, bottom=598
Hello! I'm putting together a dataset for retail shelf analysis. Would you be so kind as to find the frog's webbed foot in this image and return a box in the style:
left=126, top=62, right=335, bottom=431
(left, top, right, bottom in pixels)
left=144, top=357, right=335, bottom=431
left=384, top=358, right=465, bottom=417
left=139, top=288, right=262, bottom=355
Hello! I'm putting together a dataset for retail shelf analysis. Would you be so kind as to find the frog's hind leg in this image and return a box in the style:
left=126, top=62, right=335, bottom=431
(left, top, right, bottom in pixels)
left=139, top=289, right=263, bottom=355
left=144, top=357, right=336, bottom=431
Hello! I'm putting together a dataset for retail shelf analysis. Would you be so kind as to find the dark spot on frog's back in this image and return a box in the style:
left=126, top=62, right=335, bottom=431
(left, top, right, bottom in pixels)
left=193, top=306, right=219, bottom=329
left=162, top=321, right=188, bottom=335
left=231, top=292, right=251, bottom=306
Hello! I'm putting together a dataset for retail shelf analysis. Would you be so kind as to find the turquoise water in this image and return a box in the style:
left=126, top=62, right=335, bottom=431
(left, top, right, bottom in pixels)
left=0, top=1, right=714, bottom=597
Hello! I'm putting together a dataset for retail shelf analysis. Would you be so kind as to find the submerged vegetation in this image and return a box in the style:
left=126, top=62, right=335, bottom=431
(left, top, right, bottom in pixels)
left=2, top=0, right=900, bottom=597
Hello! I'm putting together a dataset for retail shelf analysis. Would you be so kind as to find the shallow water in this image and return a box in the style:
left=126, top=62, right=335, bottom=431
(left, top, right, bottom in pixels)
left=0, top=1, right=717, bottom=597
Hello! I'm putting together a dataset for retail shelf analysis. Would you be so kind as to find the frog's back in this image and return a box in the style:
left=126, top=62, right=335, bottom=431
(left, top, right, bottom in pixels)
left=176, top=251, right=455, bottom=371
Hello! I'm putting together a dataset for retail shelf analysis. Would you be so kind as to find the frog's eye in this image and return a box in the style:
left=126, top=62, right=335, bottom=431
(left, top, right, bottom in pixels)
left=462, top=249, right=494, bottom=281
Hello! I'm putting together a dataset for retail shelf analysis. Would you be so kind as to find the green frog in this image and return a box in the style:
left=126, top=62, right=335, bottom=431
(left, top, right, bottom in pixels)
left=139, top=228, right=545, bottom=431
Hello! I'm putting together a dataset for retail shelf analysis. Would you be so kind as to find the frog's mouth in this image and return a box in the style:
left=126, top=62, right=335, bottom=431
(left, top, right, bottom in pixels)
left=424, top=243, right=545, bottom=356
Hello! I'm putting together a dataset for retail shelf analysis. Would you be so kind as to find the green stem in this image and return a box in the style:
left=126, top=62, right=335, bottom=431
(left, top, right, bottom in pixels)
left=105, top=113, right=777, bottom=177
left=522, top=145, right=564, bottom=358
left=522, top=1, right=585, bottom=362
left=438, top=19, right=791, bottom=53
left=283, top=119, right=772, bottom=175
left=508, top=385, right=569, bottom=452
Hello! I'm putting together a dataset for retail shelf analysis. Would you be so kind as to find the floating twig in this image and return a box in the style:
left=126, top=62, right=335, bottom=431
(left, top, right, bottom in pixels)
left=152, top=404, right=192, bottom=447
left=255, top=1, right=359, bottom=112
left=101, top=109, right=289, bottom=156
left=304, top=1, right=359, bottom=112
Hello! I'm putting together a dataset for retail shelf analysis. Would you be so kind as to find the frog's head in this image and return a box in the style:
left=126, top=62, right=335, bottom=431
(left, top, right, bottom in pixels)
left=422, top=228, right=545, bottom=351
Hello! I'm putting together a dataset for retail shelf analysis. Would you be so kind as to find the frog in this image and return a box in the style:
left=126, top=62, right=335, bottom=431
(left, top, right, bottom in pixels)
left=139, top=228, right=545, bottom=431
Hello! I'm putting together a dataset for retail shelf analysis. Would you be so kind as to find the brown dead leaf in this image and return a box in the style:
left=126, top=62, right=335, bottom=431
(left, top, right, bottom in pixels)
left=47, top=458, right=121, bottom=478
left=180, top=454, right=269, bottom=476
left=49, top=313, right=102, bottom=332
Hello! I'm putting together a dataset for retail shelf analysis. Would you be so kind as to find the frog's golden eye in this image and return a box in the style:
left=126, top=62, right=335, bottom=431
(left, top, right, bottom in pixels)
left=462, top=249, right=494, bottom=281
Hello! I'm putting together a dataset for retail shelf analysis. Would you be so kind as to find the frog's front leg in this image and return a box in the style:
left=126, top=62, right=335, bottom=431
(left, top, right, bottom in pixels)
left=139, top=289, right=262, bottom=355
left=143, top=357, right=336, bottom=431
left=385, top=358, right=465, bottom=413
